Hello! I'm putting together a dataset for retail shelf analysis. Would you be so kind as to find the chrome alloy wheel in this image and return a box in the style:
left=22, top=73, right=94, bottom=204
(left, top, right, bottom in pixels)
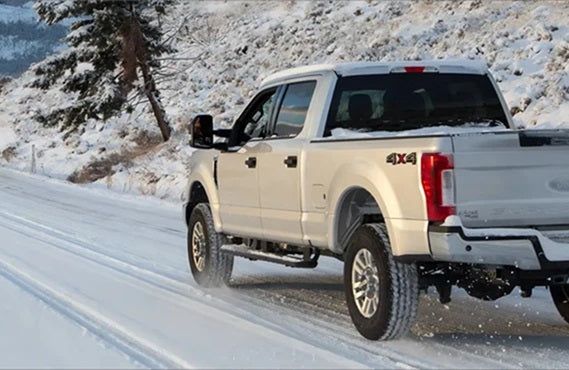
left=192, top=221, right=206, bottom=272
left=352, top=248, right=380, bottom=318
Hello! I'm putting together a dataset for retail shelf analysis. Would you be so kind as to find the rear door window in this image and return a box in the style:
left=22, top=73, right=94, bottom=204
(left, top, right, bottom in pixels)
left=273, top=81, right=316, bottom=138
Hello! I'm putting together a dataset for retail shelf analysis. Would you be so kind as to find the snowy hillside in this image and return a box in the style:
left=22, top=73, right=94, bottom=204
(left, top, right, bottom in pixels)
left=1, top=0, right=569, bottom=200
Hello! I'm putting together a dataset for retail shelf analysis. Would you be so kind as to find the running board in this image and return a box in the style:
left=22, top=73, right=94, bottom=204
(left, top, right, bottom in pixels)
left=220, top=244, right=319, bottom=268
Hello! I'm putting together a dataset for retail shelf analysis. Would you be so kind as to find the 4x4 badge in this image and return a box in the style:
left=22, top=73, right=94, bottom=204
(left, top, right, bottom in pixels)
left=386, top=152, right=417, bottom=165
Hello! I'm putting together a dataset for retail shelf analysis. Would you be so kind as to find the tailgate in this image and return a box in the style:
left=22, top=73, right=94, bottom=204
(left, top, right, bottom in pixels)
left=452, top=130, right=569, bottom=228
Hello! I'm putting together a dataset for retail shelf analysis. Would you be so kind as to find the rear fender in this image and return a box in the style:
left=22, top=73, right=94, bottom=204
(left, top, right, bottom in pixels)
left=327, top=161, right=399, bottom=254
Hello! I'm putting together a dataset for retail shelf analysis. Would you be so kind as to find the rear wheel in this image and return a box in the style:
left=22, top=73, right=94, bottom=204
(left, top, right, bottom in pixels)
left=188, top=203, right=233, bottom=287
left=551, top=285, right=569, bottom=324
left=344, top=223, right=419, bottom=340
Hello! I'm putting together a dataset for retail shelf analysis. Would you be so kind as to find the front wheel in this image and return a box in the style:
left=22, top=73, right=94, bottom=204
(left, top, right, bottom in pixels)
left=551, top=285, right=569, bottom=324
left=344, top=223, right=419, bottom=340
left=188, top=203, right=233, bottom=287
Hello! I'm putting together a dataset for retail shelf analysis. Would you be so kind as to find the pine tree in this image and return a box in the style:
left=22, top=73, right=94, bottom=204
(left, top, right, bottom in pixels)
left=32, top=0, right=173, bottom=141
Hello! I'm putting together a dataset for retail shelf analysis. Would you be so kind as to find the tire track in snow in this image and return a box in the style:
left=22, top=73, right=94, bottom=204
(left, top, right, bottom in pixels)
left=1, top=173, right=567, bottom=368
left=0, top=210, right=515, bottom=369
left=0, top=211, right=378, bottom=369
left=0, top=258, right=194, bottom=369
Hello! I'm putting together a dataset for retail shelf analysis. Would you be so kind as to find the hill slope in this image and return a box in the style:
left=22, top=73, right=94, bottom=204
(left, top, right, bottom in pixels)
left=1, top=0, right=568, bottom=200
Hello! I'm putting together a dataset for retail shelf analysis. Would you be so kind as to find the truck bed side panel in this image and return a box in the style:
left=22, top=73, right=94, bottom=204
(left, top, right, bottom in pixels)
left=302, top=136, right=452, bottom=255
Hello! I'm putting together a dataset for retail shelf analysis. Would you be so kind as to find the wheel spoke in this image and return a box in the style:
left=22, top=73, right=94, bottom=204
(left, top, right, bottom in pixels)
left=354, top=259, right=365, bottom=275
left=362, top=297, right=371, bottom=316
left=364, top=249, right=373, bottom=267
left=352, top=248, right=380, bottom=318
left=357, top=252, right=365, bottom=266
left=362, top=250, right=368, bottom=266
left=353, top=279, right=366, bottom=290
left=192, top=221, right=207, bottom=272
left=370, top=296, right=378, bottom=315
left=354, top=288, right=366, bottom=300
left=368, top=300, right=375, bottom=317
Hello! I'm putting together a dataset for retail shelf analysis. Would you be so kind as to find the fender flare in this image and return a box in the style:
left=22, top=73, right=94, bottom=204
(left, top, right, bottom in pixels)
left=326, top=160, right=402, bottom=255
left=185, top=154, right=223, bottom=232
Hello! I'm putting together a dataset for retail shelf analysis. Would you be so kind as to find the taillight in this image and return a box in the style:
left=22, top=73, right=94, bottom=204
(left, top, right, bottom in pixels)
left=421, top=153, right=455, bottom=222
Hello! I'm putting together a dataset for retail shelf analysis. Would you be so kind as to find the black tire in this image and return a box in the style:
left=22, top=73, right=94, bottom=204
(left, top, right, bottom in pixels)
left=344, top=223, right=419, bottom=340
left=188, top=203, right=233, bottom=287
left=551, top=285, right=569, bottom=324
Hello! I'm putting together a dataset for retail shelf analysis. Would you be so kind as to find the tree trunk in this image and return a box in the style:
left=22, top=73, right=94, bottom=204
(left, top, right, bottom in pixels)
left=139, top=60, right=171, bottom=141
left=126, top=10, right=171, bottom=142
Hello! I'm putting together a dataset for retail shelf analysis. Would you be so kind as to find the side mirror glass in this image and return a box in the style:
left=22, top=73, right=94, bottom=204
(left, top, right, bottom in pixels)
left=189, top=114, right=214, bottom=149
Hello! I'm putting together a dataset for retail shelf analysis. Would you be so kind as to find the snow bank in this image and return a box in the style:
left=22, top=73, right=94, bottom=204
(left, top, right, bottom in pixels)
left=1, top=0, right=569, bottom=201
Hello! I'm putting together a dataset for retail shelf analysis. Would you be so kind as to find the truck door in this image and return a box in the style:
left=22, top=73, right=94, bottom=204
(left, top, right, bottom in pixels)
left=218, top=88, right=277, bottom=239
left=258, top=81, right=317, bottom=244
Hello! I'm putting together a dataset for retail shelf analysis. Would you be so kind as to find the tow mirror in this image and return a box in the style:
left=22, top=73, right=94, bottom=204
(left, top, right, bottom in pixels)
left=189, top=114, right=214, bottom=149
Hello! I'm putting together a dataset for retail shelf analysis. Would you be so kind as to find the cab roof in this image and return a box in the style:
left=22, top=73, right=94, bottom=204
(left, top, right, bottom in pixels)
left=260, top=60, right=488, bottom=88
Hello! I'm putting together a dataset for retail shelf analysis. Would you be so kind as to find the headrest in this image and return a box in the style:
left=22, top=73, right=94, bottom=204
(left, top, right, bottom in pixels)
left=348, top=94, right=373, bottom=122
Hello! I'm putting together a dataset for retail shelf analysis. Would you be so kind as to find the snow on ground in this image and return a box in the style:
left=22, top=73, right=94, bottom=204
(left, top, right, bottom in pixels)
left=1, top=167, right=569, bottom=369
left=0, top=1, right=569, bottom=200
left=0, top=268, right=138, bottom=369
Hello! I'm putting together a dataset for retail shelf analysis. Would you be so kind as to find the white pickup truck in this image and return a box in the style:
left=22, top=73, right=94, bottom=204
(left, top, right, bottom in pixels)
left=185, top=60, right=569, bottom=340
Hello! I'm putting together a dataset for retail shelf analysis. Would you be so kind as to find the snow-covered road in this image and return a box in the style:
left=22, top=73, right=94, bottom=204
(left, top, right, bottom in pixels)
left=1, top=168, right=568, bottom=368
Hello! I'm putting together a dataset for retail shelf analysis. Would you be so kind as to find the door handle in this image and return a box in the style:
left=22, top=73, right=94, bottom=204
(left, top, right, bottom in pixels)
left=283, top=155, right=297, bottom=168
left=244, top=157, right=256, bottom=168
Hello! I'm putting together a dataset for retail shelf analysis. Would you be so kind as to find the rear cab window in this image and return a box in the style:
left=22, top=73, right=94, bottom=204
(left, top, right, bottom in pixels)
left=324, top=73, right=509, bottom=137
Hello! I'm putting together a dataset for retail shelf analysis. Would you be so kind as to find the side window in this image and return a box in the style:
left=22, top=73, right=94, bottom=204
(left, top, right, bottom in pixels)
left=273, top=81, right=316, bottom=138
left=242, top=90, right=277, bottom=139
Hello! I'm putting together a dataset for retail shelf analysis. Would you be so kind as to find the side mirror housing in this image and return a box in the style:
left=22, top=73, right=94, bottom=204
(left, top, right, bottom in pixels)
left=189, top=115, right=214, bottom=149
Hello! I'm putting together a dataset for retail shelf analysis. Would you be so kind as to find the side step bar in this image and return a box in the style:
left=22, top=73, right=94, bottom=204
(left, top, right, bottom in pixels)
left=220, top=244, right=319, bottom=268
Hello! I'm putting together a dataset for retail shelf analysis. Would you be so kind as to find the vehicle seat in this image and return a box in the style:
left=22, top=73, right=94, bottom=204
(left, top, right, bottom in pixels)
left=382, top=89, right=425, bottom=123
left=381, top=89, right=400, bottom=123
left=348, top=94, right=373, bottom=126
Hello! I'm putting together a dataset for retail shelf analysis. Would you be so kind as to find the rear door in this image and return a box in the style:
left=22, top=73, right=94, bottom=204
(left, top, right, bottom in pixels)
left=453, top=130, right=569, bottom=228
left=258, top=81, right=317, bottom=244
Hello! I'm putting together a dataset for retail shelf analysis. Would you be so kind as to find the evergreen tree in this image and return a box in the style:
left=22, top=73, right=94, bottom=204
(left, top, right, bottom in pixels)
left=32, top=0, right=173, bottom=141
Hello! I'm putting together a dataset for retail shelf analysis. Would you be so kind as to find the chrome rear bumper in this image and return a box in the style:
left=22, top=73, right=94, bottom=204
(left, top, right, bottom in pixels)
left=429, top=223, right=569, bottom=270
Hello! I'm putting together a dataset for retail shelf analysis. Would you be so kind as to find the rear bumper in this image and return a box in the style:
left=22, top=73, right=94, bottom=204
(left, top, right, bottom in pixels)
left=429, top=223, right=569, bottom=270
